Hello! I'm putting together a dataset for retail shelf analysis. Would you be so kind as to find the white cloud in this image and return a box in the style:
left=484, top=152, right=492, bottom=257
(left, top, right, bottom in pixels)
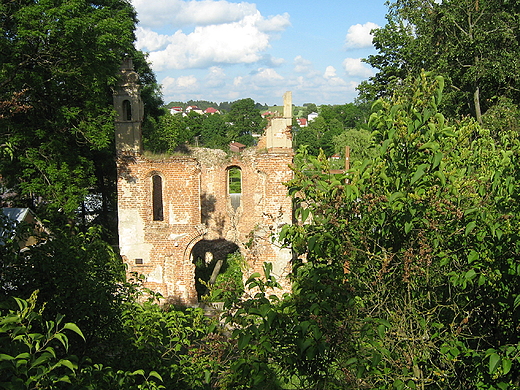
left=343, top=58, right=374, bottom=78
left=294, top=56, right=313, bottom=73
left=177, top=75, right=198, bottom=88
left=135, top=27, right=171, bottom=52
left=252, top=68, right=284, bottom=86
left=205, top=66, right=226, bottom=88
left=161, top=75, right=199, bottom=96
left=324, top=66, right=337, bottom=79
left=132, top=0, right=258, bottom=28
left=345, top=22, right=379, bottom=49
left=233, top=76, right=243, bottom=87
left=132, top=0, right=290, bottom=72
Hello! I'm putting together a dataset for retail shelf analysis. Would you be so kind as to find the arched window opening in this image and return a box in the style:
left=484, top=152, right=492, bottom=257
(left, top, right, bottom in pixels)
left=228, top=167, right=242, bottom=211
left=122, top=99, right=132, bottom=121
left=152, top=175, right=163, bottom=221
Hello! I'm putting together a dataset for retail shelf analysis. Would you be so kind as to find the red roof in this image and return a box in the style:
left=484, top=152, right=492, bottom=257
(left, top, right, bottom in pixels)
left=205, top=107, right=219, bottom=114
left=229, top=141, right=247, bottom=152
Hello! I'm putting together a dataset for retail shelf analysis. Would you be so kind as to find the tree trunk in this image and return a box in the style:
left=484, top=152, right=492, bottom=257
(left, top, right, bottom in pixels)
left=474, top=85, right=482, bottom=124
left=209, top=259, right=224, bottom=285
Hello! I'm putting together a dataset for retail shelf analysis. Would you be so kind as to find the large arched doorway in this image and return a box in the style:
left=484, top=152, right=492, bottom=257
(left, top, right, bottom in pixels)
left=191, top=239, right=240, bottom=299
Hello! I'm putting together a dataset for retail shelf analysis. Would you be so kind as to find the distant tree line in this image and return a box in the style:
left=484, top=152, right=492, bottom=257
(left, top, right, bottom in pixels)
left=150, top=97, right=377, bottom=167
left=165, top=99, right=269, bottom=113
left=143, top=98, right=266, bottom=152
left=293, top=101, right=376, bottom=166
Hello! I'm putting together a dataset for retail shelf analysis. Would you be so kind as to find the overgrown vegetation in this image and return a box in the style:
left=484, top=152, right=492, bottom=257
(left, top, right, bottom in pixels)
left=3, top=0, right=520, bottom=388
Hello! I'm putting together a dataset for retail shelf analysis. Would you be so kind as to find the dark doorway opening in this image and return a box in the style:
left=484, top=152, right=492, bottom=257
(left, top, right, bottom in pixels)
left=191, top=239, right=239, bottom=299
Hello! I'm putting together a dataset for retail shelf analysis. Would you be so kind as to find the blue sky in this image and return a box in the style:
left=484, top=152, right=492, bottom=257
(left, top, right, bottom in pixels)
left=131, top=0, right=389, bottom=106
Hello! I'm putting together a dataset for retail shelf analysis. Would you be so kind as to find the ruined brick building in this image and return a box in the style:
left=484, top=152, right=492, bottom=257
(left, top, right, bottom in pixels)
left=114, top=59, right=294, bottom=305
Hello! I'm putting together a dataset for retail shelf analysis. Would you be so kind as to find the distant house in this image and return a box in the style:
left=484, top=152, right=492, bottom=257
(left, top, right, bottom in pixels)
left=297, top=118, right=308, bottom=127
left=1, top=208, right=47, bottom=249
left=186, top=106, right=204, bottom=115
left=170, top=106, right=183, bottom=115
left=308, top=112, right=318, bottom=122
left=229, top=142, right=247, bottom=153
left=204, top=107, right=220, bottom=115
left=262, top=111, right=278, bottom=118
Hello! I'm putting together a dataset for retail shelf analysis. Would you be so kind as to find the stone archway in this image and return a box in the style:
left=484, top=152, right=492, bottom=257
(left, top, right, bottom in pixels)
left=191, top=239, right=239, bottom=299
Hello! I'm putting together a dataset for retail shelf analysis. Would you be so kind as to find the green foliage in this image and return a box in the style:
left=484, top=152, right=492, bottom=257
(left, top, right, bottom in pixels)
left=0, top=291, right=85, bottom=389
left=0, top=292, right=167, bottom=390
left=293, top=102, right=373, bottom=158
left=143, top=98, right=268, bottom=152
left=225, top=98, right=266, bottom=146
left=482, top=97, right=520, bottom=139
left=205, top=251, right=246, bottom=305
left=0, top=0, right=160, bottom=224
left=0, top=218, right=221, bottom=389
left=0, top=224, right=127, bottom=359
left=279, top=72, right=520, bottom=388
left=118, top=299, right=221, bottom=389
left=228, top=167, right=242, bottom=194
left=200, top=113, right=229, bottom=149
left=143, top=109, right=184, bottom=153
left=333, top=128, right=376, bottom=166
left=363, top=0, right=520, bottom=121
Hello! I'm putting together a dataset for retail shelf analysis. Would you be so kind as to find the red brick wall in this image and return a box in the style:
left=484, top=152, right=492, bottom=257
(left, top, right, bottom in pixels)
left=117, top=146, right=294, bottom=305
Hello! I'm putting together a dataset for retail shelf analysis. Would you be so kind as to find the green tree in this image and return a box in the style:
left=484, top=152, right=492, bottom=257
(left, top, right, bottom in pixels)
left=0, top=292, right=85, bottom=389
left=278, top=72, right=520, bottom=388
left=183, top=110, right=205, bottom=145
left=0, top=0, right=157, bottom=224
left=318, top=118, right=343, bottom=157
left=333, top=128, right=376, bottom=165
left=200, top=113, right=228, bottom=149
left=0, top=218, right=128, bottom=360
left=301, top=103, right=318, bottom=119
left=363, top=0, right=520, bottom=122
left=226, top=98, right=266, bottom=146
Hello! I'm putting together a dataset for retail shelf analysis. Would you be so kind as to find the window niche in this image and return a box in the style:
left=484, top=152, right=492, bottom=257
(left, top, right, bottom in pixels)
left=122, top=99, right=132, bottom=121
left=152, top=174, right=164, bottom=221
left=227, top=166, right=242, bottom=211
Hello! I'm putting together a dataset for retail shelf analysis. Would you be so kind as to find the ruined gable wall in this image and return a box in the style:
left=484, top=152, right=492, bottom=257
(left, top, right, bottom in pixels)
left=193, top=147, right=294, bottom=291
left=115, top=85, right=296, bottom=304
left=118, top=148, right=294, bottom=304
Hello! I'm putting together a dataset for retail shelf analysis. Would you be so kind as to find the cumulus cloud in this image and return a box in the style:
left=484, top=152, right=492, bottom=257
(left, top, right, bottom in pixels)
left=345, top=22, right=379, bottom=49
left=135, top=27, right=171, bottom=52
left=343, top=58, right=374, bottom=78
left=133, top=0, right=290, bottom=71
left=294, top=56, right=313, bottom=73
left=324, top=66, right=337, bottom=79
left=252, top=68, right=284, bottom=86
left=205, top=66, right=227, bottom=88
left=161, top=75, right=199, bottom=96
left=132, top=0, right=258, bottom=28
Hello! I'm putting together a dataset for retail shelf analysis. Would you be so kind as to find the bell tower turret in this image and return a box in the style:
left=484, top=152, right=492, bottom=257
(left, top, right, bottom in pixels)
left=114, top=58, right=143, bottom=153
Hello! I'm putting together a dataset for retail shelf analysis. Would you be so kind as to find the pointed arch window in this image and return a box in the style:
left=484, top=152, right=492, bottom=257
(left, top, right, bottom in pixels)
left=152, top=175, right=164, bottom=221
left=122, top=99, right=132, bottom=121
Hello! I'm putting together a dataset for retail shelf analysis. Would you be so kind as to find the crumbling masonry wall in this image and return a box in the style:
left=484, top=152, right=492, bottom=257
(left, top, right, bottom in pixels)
left=117, top=147, right=294, bottom=305
left=115, top=69, right=295, bottom=305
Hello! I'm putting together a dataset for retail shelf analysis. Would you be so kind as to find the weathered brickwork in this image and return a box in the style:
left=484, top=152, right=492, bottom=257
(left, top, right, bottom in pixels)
left=115, top=61, right=294, bottom=305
